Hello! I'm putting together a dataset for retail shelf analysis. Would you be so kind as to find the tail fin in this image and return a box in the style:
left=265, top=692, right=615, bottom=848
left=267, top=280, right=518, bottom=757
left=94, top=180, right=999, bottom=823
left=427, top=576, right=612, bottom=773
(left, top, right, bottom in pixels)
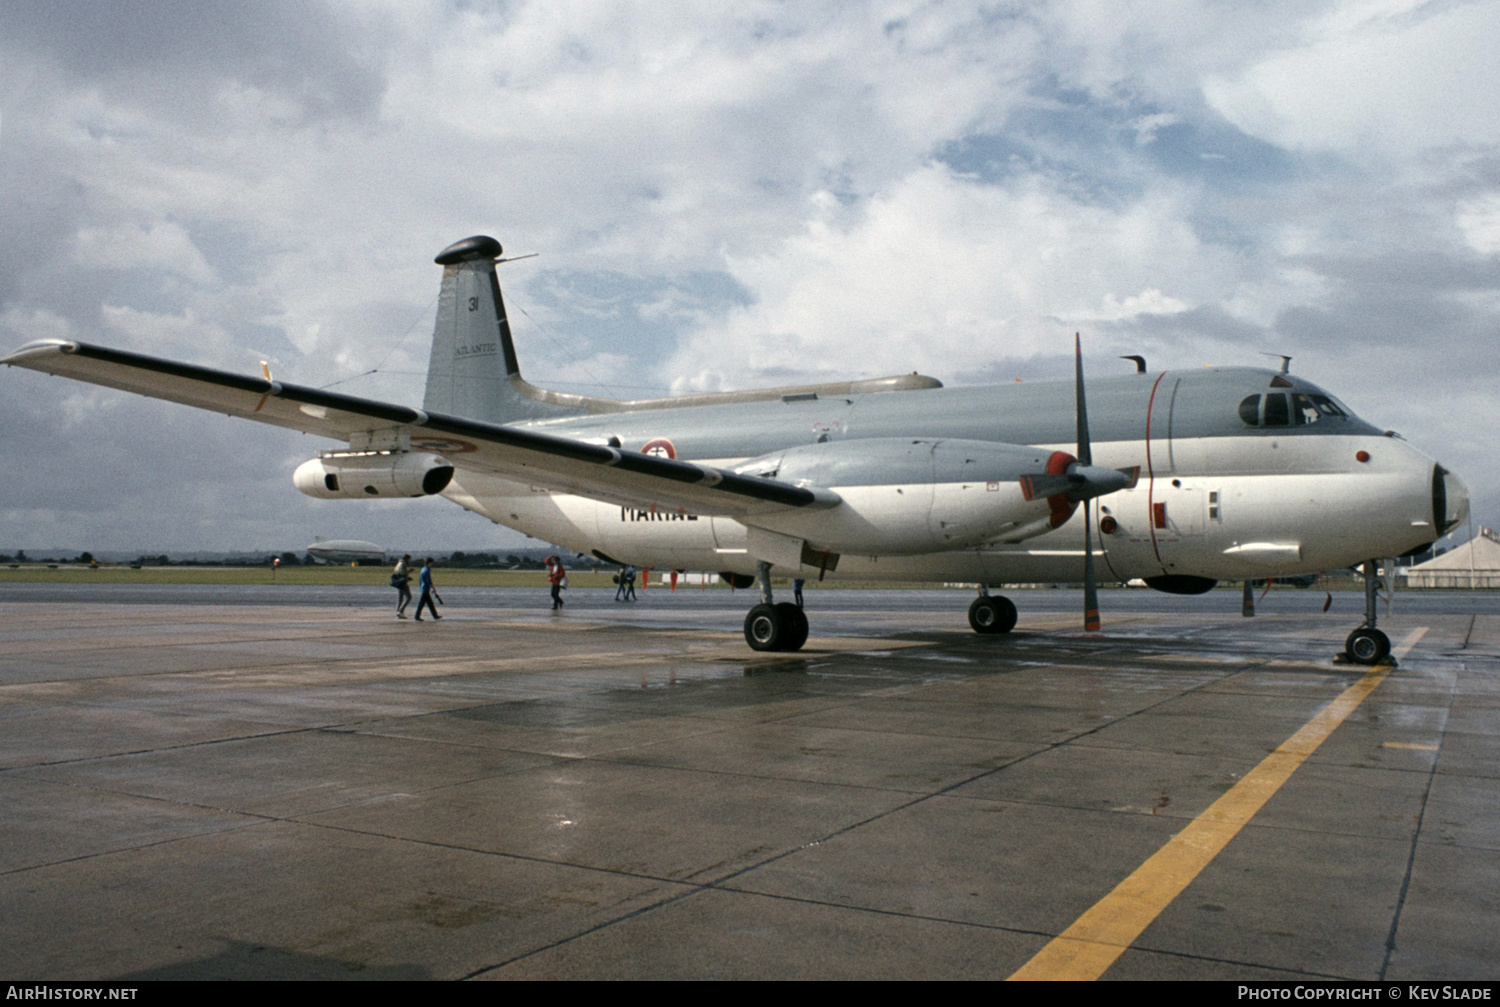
left=421, top=234, right=948, bottom=423
left=423, top=235, right=593, bottom=423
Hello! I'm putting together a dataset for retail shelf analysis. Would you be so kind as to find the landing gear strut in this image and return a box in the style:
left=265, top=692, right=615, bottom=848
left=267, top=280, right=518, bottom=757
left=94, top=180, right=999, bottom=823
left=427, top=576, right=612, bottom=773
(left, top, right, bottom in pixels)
left=1344, top=559, right=1391, bottom=665
left=968, top=586, right=1017, bottom=635
left=743, top=562, right=810, bottom=652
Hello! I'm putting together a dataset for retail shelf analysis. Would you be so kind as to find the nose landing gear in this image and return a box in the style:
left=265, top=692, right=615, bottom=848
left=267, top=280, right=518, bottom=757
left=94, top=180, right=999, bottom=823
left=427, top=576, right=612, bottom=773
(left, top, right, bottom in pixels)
left=1343, top=559, right=1392, bottom=665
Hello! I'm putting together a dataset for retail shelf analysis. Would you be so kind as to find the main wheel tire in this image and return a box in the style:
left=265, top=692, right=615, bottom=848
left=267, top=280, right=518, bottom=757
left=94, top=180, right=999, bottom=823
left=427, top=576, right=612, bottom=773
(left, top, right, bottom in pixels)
left=968, top=595, right=1018, bottom=635
left=1345, top=627, right=1391, bottom=665
left=775, top=602, right=809, bottom=651
left=744, top=603, right=784, bottom=651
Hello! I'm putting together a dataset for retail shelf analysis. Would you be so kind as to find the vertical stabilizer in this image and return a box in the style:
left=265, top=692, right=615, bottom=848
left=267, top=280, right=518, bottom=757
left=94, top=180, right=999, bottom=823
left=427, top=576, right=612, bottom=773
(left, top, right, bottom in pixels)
left=423, top=235, right=588, bottom=423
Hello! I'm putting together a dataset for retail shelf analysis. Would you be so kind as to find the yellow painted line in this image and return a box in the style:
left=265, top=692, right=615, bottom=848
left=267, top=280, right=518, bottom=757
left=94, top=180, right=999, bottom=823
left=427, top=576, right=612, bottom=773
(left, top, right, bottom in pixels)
left=1008, top=627, right=1428, bottom=981
left=1382, top=742, right=1439, bottom=751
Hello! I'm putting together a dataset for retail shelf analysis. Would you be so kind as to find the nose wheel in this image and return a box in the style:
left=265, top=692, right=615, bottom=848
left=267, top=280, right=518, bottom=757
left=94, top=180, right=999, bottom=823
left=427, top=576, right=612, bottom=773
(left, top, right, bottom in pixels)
left=1345, top=627, right=1391, bottom=665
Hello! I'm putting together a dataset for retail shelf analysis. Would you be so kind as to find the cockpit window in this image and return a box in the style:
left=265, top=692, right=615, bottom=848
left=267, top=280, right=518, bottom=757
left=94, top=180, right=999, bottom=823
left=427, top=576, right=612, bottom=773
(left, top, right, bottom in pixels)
left=1239, top=395, right=1260, bottom=426
left=1263, top=393, right=1289, bottom=426
left=1307, top=394, right=1345, bottom=418
left=1292, top=393, right=1320, bottom=424
left=1239, top=390, right=1350, bottom=428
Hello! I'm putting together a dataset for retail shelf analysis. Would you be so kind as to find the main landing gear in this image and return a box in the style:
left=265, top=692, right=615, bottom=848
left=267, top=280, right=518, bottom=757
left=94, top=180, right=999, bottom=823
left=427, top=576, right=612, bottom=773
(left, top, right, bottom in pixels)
left=743, top=562, right=810, bottom=652
left=968, top=587, right=1017, bottom=635
left=1344, top=558, right=1391, bottom=665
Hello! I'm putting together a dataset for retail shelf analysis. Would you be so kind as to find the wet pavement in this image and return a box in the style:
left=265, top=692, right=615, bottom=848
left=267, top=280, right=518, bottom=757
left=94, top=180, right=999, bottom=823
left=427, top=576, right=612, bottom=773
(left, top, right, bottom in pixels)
left=1, top=588, right=1496, bottom=979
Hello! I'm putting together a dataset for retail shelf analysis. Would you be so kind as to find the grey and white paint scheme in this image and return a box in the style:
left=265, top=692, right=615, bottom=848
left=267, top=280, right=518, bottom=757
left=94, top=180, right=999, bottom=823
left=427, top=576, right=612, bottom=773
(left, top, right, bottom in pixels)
left=3, top=235, right=1469, bottom=660
left=304, top=539, right=387, bottom=565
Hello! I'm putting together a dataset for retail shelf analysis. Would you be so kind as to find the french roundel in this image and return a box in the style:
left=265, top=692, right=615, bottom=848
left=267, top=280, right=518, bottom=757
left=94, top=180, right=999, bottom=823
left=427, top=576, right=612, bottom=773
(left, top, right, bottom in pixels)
left=641, top=438, right=676, bottom=459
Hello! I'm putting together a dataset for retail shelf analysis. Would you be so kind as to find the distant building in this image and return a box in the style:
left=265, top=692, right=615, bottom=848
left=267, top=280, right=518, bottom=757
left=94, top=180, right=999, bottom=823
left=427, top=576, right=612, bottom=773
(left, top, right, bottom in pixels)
left=1402, top=527, right=1500, bottom=589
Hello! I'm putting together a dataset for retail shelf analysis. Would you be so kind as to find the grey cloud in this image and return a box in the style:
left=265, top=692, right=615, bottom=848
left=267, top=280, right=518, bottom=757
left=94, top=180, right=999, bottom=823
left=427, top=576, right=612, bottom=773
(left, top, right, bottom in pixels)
left=0, top=0, right=386, bottom=124
left=518, top=268, right=754, bottom=392
left=1115, top=304, right=1267, bottom=343
left=0, top=370, right=508, bottom=553
left=937, top=83, right=1300, bottom=214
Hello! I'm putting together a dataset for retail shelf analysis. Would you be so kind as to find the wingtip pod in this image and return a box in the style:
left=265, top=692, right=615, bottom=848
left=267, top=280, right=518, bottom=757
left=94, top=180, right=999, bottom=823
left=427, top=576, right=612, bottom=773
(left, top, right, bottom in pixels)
left=2, top=338, right=78, bottom=367
left=434, top=235, right=502, bottom=265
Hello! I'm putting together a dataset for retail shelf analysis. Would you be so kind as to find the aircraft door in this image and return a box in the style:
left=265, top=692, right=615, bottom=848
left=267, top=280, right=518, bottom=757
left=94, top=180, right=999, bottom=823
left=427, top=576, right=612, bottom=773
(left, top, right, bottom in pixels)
left=1151, top=484, right=1206, bottom=539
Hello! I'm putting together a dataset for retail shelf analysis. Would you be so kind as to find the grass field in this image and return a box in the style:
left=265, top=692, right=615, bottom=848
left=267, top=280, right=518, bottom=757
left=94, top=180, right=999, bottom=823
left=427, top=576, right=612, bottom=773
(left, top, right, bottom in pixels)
left=0, top=565, right=620, bottom=588
left=0, top=565, right=843, bottom=589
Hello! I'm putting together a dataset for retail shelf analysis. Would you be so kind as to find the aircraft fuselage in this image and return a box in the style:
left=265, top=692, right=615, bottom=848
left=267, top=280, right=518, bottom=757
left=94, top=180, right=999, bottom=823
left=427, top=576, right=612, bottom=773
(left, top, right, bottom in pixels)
left=442, top=365, right=1464, bottom=587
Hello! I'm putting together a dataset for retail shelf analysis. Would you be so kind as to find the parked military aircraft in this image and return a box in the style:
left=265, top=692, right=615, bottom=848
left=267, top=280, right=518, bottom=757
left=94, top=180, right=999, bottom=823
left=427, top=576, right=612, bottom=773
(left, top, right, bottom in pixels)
left=305, top=539, right=387, bottom=565
left=3, top=235, right=1469, bottom=662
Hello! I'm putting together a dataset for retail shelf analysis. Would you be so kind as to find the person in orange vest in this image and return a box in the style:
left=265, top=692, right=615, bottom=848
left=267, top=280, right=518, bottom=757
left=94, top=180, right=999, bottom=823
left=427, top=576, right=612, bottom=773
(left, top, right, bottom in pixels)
left=547, top=555, right=566, bottom=610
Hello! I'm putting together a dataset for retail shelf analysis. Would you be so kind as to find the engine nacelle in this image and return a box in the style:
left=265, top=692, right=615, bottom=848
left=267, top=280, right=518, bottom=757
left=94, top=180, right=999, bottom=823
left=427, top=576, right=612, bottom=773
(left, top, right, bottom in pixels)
left=293, top=452, right=454, bottom=500
left=740, top=438, right=1074, bottom=556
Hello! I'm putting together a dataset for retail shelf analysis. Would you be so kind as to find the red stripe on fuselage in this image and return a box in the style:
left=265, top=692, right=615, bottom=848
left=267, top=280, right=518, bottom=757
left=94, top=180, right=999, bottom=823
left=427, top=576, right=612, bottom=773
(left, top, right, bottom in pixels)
left=1144, top=372, right=1169, bottom=570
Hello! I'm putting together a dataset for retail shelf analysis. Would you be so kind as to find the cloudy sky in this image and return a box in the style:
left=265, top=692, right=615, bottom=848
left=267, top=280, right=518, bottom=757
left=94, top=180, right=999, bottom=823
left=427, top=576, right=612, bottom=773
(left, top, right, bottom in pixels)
left=1, top=0, right=1496, bottom=556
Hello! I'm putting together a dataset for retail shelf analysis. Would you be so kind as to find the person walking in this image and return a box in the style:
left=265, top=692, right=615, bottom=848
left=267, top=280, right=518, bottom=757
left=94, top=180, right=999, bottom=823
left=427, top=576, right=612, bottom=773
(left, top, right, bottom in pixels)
left=623, top=564, right=637, bottom=602
left=414, top=557, right=443, bottom=621
left=793, top=577, right=805, bottom=608
left=392, top=554, right=413, bottom=618
left=547, top=555, right=566, bottom=610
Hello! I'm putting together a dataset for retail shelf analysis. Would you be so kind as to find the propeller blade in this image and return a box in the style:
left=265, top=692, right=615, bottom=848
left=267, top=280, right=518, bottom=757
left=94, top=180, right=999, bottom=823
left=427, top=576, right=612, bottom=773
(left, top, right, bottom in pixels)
left=1019, top=473, right=1072, bottom=501
left=1083, top=498, right=1100, bottom=631
left=1076, top=333, right=1100, bottom=632
left=1075, top=332, right=1092, bottom=468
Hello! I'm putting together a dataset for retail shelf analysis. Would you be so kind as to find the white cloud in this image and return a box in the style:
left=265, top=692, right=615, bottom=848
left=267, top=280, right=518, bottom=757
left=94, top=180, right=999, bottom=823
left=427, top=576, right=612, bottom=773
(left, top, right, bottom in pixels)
left=74, top=221, right=217, bottom=284
left=1, top=306, right=74, bottom=343
left=1203, top=0, right=1500, bottom=157
left=1456, top=191, right=1500, bottom=255
left=666, top=165, right=1225, bottom=389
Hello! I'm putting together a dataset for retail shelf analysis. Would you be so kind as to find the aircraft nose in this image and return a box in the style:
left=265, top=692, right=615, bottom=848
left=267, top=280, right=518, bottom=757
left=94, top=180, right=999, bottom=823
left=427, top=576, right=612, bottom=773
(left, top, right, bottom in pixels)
left=1435, top=463, right=1469, bottom=535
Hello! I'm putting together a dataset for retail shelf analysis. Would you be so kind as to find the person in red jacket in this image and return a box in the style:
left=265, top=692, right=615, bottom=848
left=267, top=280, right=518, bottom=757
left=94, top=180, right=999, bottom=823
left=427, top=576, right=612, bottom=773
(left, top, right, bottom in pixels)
left=547, top=555, right=566, bottom=611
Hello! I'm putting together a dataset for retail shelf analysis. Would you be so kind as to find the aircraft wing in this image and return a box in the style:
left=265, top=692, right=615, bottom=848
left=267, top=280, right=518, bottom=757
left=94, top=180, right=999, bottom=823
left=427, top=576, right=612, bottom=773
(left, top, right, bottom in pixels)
left=2, top=339, right=837, bottom=517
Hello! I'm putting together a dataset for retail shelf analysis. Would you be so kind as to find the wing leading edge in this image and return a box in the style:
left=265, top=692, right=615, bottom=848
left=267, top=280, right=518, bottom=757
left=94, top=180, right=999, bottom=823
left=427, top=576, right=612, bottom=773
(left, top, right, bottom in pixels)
left=2, top=339, right=838, bottom=517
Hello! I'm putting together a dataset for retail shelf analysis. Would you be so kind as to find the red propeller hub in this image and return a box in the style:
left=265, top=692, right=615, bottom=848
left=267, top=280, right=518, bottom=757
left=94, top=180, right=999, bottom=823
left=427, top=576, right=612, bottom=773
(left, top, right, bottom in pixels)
left=1045, top=450, right=1079, bottom=528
